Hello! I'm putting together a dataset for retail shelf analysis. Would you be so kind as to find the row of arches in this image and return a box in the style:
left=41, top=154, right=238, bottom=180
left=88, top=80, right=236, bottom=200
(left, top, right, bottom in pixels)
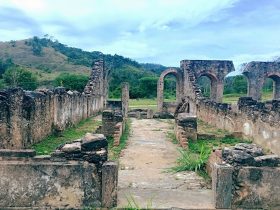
left=158, top=69, right=280, bottom=108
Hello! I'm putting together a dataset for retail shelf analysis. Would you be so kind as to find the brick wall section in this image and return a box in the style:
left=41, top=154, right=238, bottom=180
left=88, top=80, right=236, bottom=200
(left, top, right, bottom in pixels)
left=0, top=88, right=103, bottom=149
left=174, top=113, right=197, bottom=148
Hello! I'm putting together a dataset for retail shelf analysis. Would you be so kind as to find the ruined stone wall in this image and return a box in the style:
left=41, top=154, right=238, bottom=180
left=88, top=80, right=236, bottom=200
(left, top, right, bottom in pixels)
left=196, top=98, right=280, bottom=155
left=0, top=133, right=118, bottom=209
left=180, top=59, right=280, bottom=155
left=0, top=88, right=103, bottom=149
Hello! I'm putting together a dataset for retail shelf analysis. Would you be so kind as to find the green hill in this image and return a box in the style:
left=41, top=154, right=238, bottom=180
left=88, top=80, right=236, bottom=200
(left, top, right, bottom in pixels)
left=0, top=37, right=171, bottom=98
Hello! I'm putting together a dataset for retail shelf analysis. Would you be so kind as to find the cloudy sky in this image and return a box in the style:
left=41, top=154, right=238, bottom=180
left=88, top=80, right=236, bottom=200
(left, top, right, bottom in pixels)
left=0, top=0, right=280, bottom=70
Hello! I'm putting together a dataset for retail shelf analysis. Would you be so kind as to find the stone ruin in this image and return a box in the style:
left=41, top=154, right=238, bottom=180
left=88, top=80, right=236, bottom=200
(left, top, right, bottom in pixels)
left=157, top=59, right=280, bottom=155
left=0, top=60, right=119, bottom=208
left=157, top=59, right=280, bottom=209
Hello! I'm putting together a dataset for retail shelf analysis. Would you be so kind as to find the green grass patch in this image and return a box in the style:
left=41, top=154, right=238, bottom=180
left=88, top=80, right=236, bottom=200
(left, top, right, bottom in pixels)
left=32, top=116, right=101, bottom=155
left=170, top=137, right=251, bottom=174
left=108, top=119, right=131, bottom=160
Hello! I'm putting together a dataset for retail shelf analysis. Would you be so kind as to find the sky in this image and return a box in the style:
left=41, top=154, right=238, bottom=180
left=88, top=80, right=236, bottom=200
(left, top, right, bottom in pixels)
left=0, top=0, right=280, bottom=72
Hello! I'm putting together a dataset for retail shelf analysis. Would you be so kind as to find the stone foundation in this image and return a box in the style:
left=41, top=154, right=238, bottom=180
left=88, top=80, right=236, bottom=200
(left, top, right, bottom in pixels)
left=211, top=143, right=280, bottom=209
left=174, top=113, right=197, bottom=148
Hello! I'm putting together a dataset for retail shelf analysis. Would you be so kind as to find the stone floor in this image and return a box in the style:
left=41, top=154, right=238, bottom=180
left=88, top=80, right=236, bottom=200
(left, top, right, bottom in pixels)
left=118, top=118, right=214, bottom=209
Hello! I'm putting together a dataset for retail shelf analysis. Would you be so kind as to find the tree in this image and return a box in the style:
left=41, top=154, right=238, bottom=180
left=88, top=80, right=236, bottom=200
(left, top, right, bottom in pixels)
left=3, top=66, right=38, bottom=90
left=232, top=75, right=247, bottom=94
left=54, top=73, right=88, bottom=92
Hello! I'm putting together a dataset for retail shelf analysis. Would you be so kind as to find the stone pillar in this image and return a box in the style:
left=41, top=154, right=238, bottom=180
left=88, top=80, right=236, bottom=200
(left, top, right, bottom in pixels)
left=102, top=161, right=118, bottom=208
left=121, top=82, right=129, bottom=118
left=157, top=78, right=164, bottom=112
left=247, top=78, right=262, bottom=101
left=273, top=77, right=280, bottom=100
left=212, top=163, right=233, bottom=209
left=216, top=81, right=224, bottom=103
left=176, top=113, right=197, bottom=140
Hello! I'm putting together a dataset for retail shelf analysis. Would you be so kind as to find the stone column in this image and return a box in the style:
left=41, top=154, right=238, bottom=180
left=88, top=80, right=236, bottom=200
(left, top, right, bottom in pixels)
left=102, top=161, right=118, bottom=208
left=273, top=77, right=280, bottom=100
left=212, top=163, right=233, bottom=209
left=247, top=78, right=262, bottom=101
left=216, top=81, right=224, bottom=103
left=121, top=82, right=129, bottom=118
left=157, top=78, right=164, bottom=112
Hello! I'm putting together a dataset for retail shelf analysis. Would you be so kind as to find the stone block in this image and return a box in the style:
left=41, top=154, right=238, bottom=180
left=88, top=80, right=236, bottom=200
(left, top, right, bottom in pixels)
left=102, top=161, right=118, bottom=208
left=61, top=142, right=81, bottom=153
left=212, top=163, right=233, bottom=209
left=0, top=149, right=36, bottom=158
left=233, top=167, right=280, bottom=209
left=81, top=133, right=108, bottom=151
left=0, top=161, right=102, bottom=208
left=254, top=154, right=280, bottom=167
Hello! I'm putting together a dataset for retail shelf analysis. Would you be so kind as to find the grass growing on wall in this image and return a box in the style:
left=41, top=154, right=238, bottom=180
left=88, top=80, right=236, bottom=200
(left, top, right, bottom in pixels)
left=108, top=119, right=131, bottom=160
left=32, top=116, right=101, bottom=155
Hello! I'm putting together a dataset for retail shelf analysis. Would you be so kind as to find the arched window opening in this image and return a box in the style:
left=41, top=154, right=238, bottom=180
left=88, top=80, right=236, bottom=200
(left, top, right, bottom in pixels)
left=262, top=77, right=277, bottom=101
left=197, top=76, right=211, bottom=98
left=223, top=75, right=248, bottom=104
left=164, top=74, right=176, bottom=102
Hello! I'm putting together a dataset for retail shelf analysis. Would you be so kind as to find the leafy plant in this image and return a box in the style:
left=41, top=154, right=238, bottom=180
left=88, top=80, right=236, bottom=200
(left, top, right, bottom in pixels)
left=3, top=66, right=38, bottom=90
left=54, top=73, right=88, bottom=92
left=171, top=145, right=210, bottom=172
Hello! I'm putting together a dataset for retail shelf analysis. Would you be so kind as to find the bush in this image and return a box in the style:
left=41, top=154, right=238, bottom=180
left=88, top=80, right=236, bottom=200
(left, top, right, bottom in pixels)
left=54, top=73, right=88, bottom=92
left=3, top=66, right=38, bottom=90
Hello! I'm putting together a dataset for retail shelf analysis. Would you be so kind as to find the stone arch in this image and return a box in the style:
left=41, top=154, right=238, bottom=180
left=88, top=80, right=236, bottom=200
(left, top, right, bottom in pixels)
left=265, top=73, right=280, bottom=100
left=242, top=62, right=280, bottom=101
left=197, top=72, right=220, bottom=102
left=157, top=68, right=183, bottom=112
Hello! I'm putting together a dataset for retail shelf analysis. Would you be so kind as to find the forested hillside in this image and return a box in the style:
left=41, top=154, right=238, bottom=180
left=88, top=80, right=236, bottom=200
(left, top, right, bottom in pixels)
left=0, top=36, right=174, bottom=98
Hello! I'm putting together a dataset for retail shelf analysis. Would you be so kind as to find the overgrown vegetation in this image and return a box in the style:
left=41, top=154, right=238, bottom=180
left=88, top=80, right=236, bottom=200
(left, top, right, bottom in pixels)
left=54, top=73, right=88, bottom=92
left=32, top=116, right=101, bottom=155
left=171, top=120, right=251, bottom=175
left=107, top=119, right=131, bottom=160
left=3, top=66, right=38, bottom=90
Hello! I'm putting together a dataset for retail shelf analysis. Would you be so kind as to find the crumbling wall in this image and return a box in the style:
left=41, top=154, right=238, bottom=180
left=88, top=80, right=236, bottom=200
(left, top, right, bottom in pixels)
left=179, top=59, right=280, bottom=155
left=174, top=113, right=197, bottom=148
left=0, top=88, right=103, bottom=149
left=211, top=143, right=280, bottom=209
left=196, top=97, right=280, bottom=155
left=0, top=133, right=118, bottom=209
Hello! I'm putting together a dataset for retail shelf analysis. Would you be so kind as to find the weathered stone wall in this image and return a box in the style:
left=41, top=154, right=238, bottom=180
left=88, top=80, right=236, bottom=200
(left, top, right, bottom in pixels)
left=0, top=133, right=118, bottom=209
left=211, top=143, right=280, bottom=209
left=178, top=59, right=280, bottom=155
left=196, top=97, right=280, bottom=155
left=174, top=113, right=197, bottom=148
left=0, top=87, right=103, bottom=149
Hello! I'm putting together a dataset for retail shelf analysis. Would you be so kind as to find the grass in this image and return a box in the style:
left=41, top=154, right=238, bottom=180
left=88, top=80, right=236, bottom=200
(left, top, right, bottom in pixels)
left=123, top=195, right=154, bottom=210
left=170, top=118, right=252, bottom=175
left=32, top=116, right=101, bottom=155
left=126, top=91, right=274, bottom=110
left=167, top=131, right=178, bottom=144
left=108, top=119, right=131, bottom=160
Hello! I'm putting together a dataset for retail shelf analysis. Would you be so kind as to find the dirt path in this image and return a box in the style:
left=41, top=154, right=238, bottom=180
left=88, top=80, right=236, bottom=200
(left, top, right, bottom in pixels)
left=118, top=118, right=214, bottom=209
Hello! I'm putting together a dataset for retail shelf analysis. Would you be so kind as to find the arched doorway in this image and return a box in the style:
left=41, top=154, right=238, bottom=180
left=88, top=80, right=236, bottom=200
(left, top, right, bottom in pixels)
left=157, top=68, right=183, bottom=112
left=197, top=73, right=222, bottom=102
left=223, top=74, right=248, bottom=104
left=262, top=74, right=280, bottom=101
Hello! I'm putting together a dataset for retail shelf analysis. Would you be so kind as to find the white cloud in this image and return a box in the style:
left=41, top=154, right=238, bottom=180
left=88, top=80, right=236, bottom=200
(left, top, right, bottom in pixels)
left=0, top=0, right=279, bottom=67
